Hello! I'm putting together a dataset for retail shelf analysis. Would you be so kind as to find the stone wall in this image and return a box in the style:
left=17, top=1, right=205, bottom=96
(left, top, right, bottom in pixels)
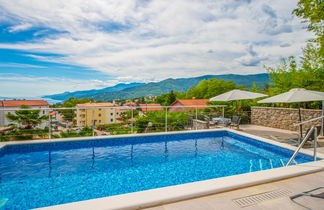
left=251, top=106, right=322, bottom=132
left=192, top=119, right=209, bottom=129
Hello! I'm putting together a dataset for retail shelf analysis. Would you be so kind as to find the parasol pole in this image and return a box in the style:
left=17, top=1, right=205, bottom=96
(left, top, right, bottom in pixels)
left=298, top=103, right=303, bottom=142
left=322, top=100, right=324, bottom=136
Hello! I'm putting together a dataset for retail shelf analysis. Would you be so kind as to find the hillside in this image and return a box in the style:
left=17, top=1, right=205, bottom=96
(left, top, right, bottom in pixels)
left=43, top=83, right=144, bottom=101
left=89, top=73, right=269, bottom=101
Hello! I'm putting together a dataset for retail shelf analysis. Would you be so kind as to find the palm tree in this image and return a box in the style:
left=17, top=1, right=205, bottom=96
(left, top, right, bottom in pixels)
left=6, top=106, right=48, bottom=129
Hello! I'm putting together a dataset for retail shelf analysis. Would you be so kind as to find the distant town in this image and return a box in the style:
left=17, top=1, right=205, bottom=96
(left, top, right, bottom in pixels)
left=0, top=94, right=222, bottom=141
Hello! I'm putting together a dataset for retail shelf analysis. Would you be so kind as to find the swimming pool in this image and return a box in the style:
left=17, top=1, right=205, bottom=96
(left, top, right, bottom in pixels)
left=0, top=130, right=316, bottom=209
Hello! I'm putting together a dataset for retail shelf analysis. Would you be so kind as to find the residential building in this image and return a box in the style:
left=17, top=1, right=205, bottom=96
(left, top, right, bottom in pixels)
left=138, top=104, right=163, bottom=112
left=76, top=102, right=125, bottom=127
left=115, top=106, right=134, bottom=122
left=169, top=98, right=209, bottom=112
left=124, top=102, right=137, bottom=106
left=0, top=99, right=50, bottom=128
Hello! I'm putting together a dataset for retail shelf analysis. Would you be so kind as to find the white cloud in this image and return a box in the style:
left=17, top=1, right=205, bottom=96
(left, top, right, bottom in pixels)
left=8, top=23, right=33, bottom=32
left=0, top=0, right=314, bottom=83
left=0, top=63, right=45, bottom=68
left=235, top=45, right=267, bottom=66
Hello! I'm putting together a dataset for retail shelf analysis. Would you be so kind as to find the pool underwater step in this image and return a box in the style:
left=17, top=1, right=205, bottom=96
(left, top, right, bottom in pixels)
left=249, top=159, right=298, bottom=172
left=0, top=198, right=8, bottom=208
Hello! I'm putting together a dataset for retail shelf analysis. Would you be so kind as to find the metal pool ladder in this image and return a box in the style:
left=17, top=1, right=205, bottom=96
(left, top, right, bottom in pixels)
left=286, top=115, right=324, bottom=166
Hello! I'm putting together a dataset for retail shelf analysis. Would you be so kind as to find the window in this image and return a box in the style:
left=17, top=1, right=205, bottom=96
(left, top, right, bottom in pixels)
left=110, top=113, right=113, bottom=116
left=98, top=114, right=101, bottom=117
left=99, top=109, right=102, bottom=111
left=110, top=119, right=113, bottom=122
left=99, top=120, right=101, bottom=123
left=116, top=112, right=119, bottom=115
left=43, top=110, right=45, bottom=114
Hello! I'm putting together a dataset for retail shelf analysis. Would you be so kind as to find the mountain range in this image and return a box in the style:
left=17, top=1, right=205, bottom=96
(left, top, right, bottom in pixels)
left=44, top=73, right=270, bottom=101
left=43, top=83, right=144, bottom=101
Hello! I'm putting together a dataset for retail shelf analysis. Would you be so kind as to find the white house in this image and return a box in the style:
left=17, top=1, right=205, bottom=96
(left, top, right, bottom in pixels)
left=0, top=100, right=50, bottom=128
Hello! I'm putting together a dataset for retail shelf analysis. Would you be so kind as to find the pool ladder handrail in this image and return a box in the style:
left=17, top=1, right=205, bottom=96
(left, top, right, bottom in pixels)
left=286, top=126, right=317, bottom=166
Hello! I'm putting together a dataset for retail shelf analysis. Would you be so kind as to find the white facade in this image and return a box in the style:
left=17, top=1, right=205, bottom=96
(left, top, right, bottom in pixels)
left=0, top=105, right=49, bottom=128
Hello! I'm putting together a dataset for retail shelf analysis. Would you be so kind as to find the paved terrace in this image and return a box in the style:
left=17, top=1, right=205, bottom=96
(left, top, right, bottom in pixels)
left=145, top=171, right=324, bottom=210
left=239, top=124, right=324, bottom=153
left=144, top=125, right=324, bottom=210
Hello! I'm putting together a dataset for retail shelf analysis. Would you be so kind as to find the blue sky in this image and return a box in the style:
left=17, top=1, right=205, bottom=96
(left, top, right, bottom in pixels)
left=0, top=0, right=313, bottom=97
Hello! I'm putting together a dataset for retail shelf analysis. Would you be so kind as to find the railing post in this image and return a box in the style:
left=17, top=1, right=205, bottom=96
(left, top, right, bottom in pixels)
left=314, top=127, right=317, bottom=161
left=131, top=108, right=134, bottom=134
left=222, top=106, right=225, bottom=118
left=92, top=109, right=95, bottom=136
left=322, top=100, right=324, bottom=136
left=195, top=107, right=198, bottom=130
left=48, top=110, right=51, bottom=139
left=165, top=107, right=168, bottom=132
left=298, top=125, right=301, bottom=144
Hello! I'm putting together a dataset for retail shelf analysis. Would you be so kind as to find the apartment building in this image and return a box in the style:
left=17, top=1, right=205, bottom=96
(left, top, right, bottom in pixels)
left=0, top=99, right=50, bottom=128
left=76, top=102, right=125, bottom=127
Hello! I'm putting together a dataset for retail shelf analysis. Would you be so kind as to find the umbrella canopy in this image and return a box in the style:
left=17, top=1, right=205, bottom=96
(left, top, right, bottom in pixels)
left=258, top=88, right=324, bottom=103
left=258, top=88, right=324, bottom=138
left=210, top=89, right=267, bottom=101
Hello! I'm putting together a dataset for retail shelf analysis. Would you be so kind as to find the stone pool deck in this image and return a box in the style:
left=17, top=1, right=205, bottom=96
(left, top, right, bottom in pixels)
left=239, top=124, right=324, bottom=153
left=144, top=170, right=324, bottom=210
left=144, top=125, right=324, bottom=210
left=239, top=124, right=300, bottom=141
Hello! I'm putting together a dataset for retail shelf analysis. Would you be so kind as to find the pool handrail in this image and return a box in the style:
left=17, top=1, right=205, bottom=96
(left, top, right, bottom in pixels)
left=294, top=115, right=324, bottom=126
left=286, top=126, right=317, bottom=166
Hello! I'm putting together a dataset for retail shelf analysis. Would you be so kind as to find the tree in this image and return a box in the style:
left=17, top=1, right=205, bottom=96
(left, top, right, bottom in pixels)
left=154, top=93, right=169, bottom=106
left=154, top=91, right=185, bottom=106
left=166, top=90, right=177, bottom=105
left=138, top=97, right=146, bottom=104
left=186, top=79, right=239, bottom=99
left=135, top=111, right=189, bottom=133
left=293, top=0, right=324, bottom=53
left=300, top=43, right=324, bottom=91
left=265, top=46, right=323, bottom=95
left=6, top=106, right=48, bottom=129
left=58, top=97, right=93, bottom=121
left=265, top=0, right=324, bottom=96
left=250, top=82, right=259, bottom=92
left=265, top=56, right=297, bottom=94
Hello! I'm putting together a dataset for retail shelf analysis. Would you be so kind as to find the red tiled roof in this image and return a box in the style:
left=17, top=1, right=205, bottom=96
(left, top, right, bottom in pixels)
left=0, top=100, right=49, bottom=107
left=171, top=99, right=209, bottom=107
left=50, top=111, right=56, bottom=115
left=138, top=104, right=163, bottom=111
left=125, top=102, right=137, bottom=106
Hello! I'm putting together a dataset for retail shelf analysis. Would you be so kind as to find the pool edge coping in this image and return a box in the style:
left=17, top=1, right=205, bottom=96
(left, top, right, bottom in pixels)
left=1, top=128, right=323, bottom=159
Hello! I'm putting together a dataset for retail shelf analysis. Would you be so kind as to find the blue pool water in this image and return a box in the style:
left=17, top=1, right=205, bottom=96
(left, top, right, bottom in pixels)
left=0, top=131, right=315, bottom=209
